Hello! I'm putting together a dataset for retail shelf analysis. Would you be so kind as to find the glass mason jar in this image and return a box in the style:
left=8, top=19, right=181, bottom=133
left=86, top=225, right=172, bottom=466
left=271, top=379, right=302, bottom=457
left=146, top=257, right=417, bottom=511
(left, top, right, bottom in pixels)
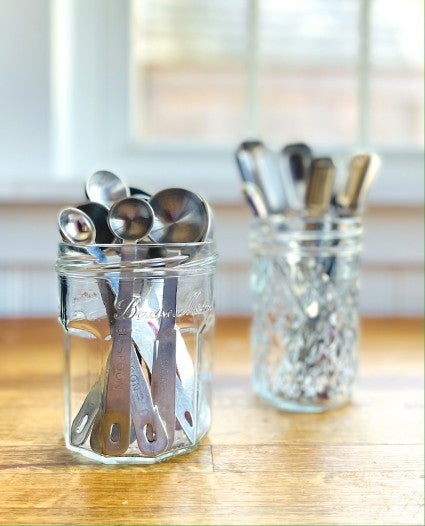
left=249, top=215, right=363, bottom=412
left=56, top=241, right=217, bottom=464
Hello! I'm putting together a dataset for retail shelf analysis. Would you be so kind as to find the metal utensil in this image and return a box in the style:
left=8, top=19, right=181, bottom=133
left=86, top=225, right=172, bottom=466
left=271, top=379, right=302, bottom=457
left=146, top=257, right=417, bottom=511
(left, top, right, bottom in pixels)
left=108, top=197, right=154, bottom=243
left=129, top=343, right=169, bottom=456
left=148, top=188, right=209, bottom=446
left=130, top=187, right=151, bottom=200
left=305, top=157, right=335, bottom=218
left=69, top=279, right=168, bottom=455
left=58, top=208, right=99, bottom=331
left=131, top=314, right=197, bottom=444
left=67, top=319, right=110, bottom=447
left=326, top=153, right=380, bottom=277
left=86, top=170, right=130, bottom=208
left=235, top=140, right=287, bottom=215
left=241, top=181, right=268, bottom=219
left=58, top=207, right=115, bottom=448
left=58, top=207, right=96, bottom=245
left=58, top=206, right=118, bottom=322
left=149, top=188, right=208, bottom=243
left=76, top=202, right=114, bottom=244
left=335, top=153, right=381, bottom=215
left=197, top=194, right=215, bottom=241
left=281, top=142, right=313, bottom=210
left=79, top=249, right=194, bottom=451
left=70, top=380, right=102, bottom=446
left=98, top=197, right=155, bottom=456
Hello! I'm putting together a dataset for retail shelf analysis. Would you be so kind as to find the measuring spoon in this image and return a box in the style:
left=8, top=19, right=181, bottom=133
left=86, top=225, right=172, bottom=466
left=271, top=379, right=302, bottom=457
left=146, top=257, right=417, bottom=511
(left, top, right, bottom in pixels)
left=98, top=197, right=154, bottom=456
left=130, top=187, right=151, bottom=200
left=129, top=344, right=169, bottom=456
left=85, top=170, right=130, bottom=208
left=58, top=206, right=118, bottom=327
left=58, top=207, right=96, bottom=245
left=76, top=202, right=115, bottom=244
left=148, top=188, right=209, bottom=446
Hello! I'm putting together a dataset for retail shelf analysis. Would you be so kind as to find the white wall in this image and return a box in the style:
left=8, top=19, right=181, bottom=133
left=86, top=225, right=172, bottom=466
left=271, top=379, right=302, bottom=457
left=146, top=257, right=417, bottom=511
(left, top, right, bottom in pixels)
left=0, top=0, right=50, bottom=178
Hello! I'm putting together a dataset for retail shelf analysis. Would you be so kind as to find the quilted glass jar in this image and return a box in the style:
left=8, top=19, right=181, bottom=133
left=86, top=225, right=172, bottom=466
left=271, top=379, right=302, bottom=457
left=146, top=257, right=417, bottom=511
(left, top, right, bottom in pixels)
left=249, top=216, right=363, bottom=412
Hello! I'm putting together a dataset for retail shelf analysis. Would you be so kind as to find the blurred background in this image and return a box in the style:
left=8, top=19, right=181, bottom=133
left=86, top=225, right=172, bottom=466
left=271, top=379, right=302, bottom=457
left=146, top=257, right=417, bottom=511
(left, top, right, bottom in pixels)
left=0, top=0, right=423, bottom=318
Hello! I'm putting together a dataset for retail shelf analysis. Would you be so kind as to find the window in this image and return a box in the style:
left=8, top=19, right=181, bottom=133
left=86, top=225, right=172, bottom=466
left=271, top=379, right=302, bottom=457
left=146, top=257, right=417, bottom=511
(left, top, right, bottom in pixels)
left=0, top=0, right=422, bottom=203
left=131, top=0, right=424, bottom=148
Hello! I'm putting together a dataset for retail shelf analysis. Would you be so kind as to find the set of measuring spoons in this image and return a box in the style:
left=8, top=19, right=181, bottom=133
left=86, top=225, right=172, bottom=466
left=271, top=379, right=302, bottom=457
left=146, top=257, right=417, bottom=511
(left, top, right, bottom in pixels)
left=58, top=170, right=213, bottom=457
left=235, top=140, right=380, bottom=219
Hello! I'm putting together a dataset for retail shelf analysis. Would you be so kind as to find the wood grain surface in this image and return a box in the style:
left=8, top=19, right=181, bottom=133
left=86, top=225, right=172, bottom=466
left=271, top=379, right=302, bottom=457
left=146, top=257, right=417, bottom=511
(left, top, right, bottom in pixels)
left=0, top=317, right=423, bottom=525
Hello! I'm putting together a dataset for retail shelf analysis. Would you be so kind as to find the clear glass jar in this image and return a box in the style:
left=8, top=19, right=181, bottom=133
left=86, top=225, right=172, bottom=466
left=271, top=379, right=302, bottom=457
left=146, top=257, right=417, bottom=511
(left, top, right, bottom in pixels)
left=56, top=241, right=217, bottom=464
left=249, top=216, right=363, bottom=412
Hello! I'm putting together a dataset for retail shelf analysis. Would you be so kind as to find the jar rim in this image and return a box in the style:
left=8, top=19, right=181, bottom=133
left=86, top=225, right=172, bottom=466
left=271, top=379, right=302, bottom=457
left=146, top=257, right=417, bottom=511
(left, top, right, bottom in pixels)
left=252, top=213, right=362, bottom=227
left=58, top=239, right=216, bottom=250
left=249, top=214, right=363, bottom=254
left=56, top=239, right=218, bottom=276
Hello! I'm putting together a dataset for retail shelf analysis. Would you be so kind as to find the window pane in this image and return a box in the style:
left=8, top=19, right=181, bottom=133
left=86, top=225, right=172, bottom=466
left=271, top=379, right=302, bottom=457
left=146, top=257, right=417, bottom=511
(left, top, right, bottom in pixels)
left=131, top=0, right=247, bottom=144
left=131, top=0, right=424, bottom=148
left=258, top=0, right=359, bottom=145
left=369, top=0, right=424, bottom=146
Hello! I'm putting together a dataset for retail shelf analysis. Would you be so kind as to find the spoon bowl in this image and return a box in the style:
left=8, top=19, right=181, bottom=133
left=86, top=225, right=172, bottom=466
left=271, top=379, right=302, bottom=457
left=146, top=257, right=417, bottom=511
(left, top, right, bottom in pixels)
left=149, top=188, right=209, bottom=244
left=108, top=197, right=154, bottom=243
left=86, top=170, right=130, bottom=208
left=77, top=202, right=114, bottom=244
left=58, top=207, right=96, bottom=245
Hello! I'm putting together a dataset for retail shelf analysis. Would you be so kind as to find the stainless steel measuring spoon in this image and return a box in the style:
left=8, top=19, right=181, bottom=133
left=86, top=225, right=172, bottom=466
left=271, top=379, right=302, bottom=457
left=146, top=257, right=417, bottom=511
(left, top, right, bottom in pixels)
left=98, top=197, right=155, bottom=456
left=85, top=170, right=130, bottom=208
left=76, top=202, right=115, bottom=244
left=130, top=343, right=169, bottom=456
left=148, top=188, right=209, bottom=446
left=58, top=207, right=96, bottom=245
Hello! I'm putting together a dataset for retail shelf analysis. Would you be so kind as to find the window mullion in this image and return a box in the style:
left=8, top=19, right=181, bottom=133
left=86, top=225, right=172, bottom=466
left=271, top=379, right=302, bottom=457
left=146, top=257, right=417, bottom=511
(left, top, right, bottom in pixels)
left=245, top=0, right=260, bottom=136
left=357, top=0, right=372, bottom=145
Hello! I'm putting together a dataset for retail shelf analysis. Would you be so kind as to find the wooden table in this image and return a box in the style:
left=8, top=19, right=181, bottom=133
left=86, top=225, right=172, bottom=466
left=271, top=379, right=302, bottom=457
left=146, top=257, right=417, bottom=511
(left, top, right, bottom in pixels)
left=0, top=317, right=423, bottom=525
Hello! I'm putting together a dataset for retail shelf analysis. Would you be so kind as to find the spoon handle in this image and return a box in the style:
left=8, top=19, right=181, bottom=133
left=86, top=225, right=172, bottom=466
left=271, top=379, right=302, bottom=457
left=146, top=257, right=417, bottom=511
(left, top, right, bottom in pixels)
left=99, top=249, right=134, bottom=456
left=130, top=344, right=169, bottom=456
left=150, top=275, right=178, bottom=447
left=99, top=316, right=132, bottom=455
left=70, top=379, right=101, bottom=446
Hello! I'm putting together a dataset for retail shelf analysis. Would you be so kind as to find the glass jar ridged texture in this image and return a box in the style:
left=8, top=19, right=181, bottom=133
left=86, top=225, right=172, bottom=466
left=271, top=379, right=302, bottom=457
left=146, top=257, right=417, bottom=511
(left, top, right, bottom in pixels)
left=56, top=241, right=217, bottom=464
left=249, top=216, right=363, bottom=412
